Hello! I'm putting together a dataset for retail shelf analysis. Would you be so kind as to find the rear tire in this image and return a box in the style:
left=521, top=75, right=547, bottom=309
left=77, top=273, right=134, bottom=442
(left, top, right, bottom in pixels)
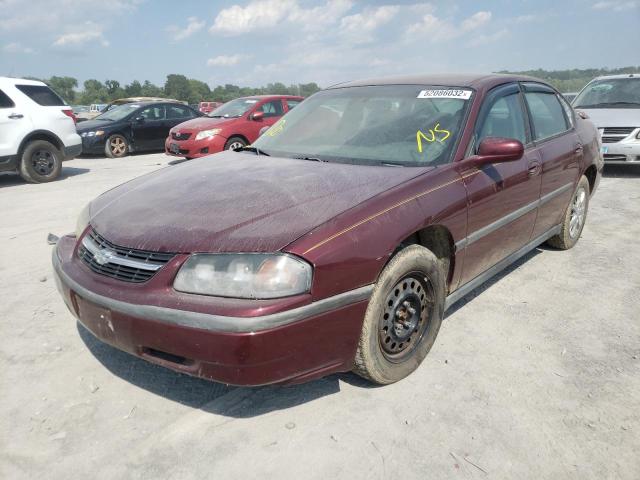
left=546, top=175, right=590, bottom=250
left=19, top=140, right=62, bottom=183
left=224, top=136, right=246, bottom=151
left=105, top=134, right=129, bottom=158
left=353, top=245, right=445, bottom=385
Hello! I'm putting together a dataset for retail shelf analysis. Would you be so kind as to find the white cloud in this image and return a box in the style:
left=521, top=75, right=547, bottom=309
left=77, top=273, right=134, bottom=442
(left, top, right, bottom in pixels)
left=406, top=10, right=493, bottom=42
left=167, top=16, right=205, bottom=41
left=340, top=5, right=399, bottom=43
left=53, top=29, right=109, bottom=47
left=467, top=28, right=508, bottom=47
left=3, top=42, right=34, bottom=53
left=207, top=54, right=251, bottom=67
left=592, top=1, right=638, bottom=10
left=210, top=0, right=353, bottom=36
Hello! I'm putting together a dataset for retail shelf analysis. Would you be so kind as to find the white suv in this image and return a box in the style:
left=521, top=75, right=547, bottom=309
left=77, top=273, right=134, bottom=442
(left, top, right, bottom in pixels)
left=0, top=77, right=82, bottom=183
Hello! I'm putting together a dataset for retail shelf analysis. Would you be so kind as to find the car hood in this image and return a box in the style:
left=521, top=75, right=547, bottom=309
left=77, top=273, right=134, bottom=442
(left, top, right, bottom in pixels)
left=76, top=119, right=115, bottom=132
left=576, top=108, right=640, bottom=128
left=172, top=116, right=238, bottom=132
left=89, top=152, right=432, bottom=254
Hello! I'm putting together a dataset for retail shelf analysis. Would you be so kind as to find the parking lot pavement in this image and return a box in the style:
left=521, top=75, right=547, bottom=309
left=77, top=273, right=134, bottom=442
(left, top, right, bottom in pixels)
left=1, top=155, right=639, bottom=479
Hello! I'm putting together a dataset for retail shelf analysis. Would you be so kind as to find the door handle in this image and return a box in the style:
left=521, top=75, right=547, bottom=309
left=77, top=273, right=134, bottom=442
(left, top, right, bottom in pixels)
left=527, top=161, right=541, bottom=177
left=574, top=144, right=583, bottom=154
left=8, top=113, right=23, bottom=119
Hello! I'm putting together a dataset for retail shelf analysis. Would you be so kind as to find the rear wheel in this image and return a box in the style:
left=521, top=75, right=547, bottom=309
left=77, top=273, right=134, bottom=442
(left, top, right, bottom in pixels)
left=105, top=134, right=129, bottom=158
left=19, top=140, right=62, bottom=183
left=353, top=245, right=445, bottom=384
left=546, top=175, right=590, bottom=250
left=224, top=136, right=246, bottom=151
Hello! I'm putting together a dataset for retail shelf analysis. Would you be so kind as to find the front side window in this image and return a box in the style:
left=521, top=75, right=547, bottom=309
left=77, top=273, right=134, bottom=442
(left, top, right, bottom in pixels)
left=258, top=100, right=284, bottom=117
left=16, top=84, right=66, bottom=106
left=573, top=78, right=640, bottom=109
left=0, top=89, right=15, bottom=108
left=94, top=104, right=139, bottom=121
left=477, top=93, right=527, bottom=145
left=525, top=92, right=569, bottom=141
left=253, top=85, right=471, bottom=166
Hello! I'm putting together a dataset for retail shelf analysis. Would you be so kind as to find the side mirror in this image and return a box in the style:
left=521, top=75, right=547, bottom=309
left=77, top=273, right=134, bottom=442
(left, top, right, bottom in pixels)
left=251, top=111, right=264, bottom=121
left=474, top=137, right=524, bottom=165
left=134, top=116, right=145, bottom=124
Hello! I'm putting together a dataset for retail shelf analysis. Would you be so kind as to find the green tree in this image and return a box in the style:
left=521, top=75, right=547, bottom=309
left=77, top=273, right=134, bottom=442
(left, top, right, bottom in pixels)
left=79, top=79, right=108, bottom=104
left=164, top=74, right=191, bottom=101
left=187, top=78, right=211, bottom=104
left=46, top=76, right=78, bottom=103
left=140, top=80, right=164, bottom=97
left=124, top=80, right=142, bottom=97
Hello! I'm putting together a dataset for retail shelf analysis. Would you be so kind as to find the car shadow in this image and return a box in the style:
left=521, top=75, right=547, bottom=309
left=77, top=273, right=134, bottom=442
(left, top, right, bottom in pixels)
left=77, top=322, right=356, bottom=418
left=603, top=164, right=640, bottom=178
left=0, top=166, right=89, bottom=187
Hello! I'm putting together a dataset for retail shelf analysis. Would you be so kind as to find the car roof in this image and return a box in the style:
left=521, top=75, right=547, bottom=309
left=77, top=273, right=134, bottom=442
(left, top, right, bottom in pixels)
left=326, top=73, right=545, bottom=90
left=591, top=73, right=639, bottom=81
left=0, top=76, right=47, bottom=87
left=241, top=94, right=304, bottom=100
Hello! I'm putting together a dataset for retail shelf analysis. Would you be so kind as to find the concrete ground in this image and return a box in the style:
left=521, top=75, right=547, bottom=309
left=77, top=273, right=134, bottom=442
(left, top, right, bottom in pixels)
left=1, top=153, right=639, bottom=479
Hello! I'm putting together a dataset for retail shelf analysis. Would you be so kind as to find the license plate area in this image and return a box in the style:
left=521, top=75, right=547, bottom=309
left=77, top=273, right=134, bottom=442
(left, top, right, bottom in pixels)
left=170, top=143, right=180, bottom=154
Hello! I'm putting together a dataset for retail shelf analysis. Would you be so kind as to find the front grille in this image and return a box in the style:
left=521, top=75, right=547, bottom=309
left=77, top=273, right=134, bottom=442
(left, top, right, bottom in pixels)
left=603, top=154, right=627, bottom=162
left=78, top=229, right=175, bottom=283
left=602, top=127, right=635, bottom=143
left=171, top=132, right=191, bottom=141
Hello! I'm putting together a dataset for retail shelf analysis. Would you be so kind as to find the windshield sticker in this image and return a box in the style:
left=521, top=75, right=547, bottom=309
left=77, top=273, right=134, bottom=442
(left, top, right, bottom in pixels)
left=416, top=123, right=451, bottom=153
left=417, top=89, right=472, bottom=100
left=245, top=100, right=258, bottom=103
left=266, top=119, right=286, bottom=137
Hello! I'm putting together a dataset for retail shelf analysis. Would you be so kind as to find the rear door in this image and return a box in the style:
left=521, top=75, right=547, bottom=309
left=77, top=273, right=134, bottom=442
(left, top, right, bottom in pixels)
left=522, top=83, right=580, bottom=238
left=459, top=83, right=542, bottom=285
left=0, top=87, right=25, bottom=160
left=131, top=104, right=166, bottom=151
left=166, top=104, right=198, bottom=129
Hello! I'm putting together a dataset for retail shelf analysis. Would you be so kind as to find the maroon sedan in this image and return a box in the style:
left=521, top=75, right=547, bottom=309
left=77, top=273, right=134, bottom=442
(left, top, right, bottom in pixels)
left=53, top=74, right=602, bottom=386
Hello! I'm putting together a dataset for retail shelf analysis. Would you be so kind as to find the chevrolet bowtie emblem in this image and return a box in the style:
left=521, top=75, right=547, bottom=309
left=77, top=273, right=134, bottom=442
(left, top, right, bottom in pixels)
left=93, top=248, right=116, bottom=266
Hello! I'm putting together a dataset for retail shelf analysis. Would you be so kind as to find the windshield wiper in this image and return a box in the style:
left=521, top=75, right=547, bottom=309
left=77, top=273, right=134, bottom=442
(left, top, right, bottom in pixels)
left=292, top=156, right=328, bottom=162
left=235, top=146, right=270, bottom=156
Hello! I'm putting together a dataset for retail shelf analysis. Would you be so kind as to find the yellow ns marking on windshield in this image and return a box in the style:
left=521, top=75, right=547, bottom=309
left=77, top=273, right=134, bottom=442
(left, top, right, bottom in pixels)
left=266, top=119, right=286, bottom=137
left=416, top=123, right=451, bottom=153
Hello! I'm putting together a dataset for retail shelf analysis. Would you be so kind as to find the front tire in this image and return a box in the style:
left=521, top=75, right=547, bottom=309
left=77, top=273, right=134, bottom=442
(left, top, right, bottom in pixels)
left=105, top=134, right=129, bottom=158
left=353, top=245, right=446, bottom=384
left=546, top=175, right=590, bottom=250
left=224, top=136, right=246, bottom=151
left=19, top=140, right=62, bottom=183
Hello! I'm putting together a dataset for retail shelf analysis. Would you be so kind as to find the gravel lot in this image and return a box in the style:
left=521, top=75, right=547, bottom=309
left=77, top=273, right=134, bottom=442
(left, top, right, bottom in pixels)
left=1, top=154, right=639, bottom=479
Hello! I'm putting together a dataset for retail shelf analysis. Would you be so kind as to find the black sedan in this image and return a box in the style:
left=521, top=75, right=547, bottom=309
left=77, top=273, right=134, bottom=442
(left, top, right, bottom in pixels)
left=77, top=101, right=202, bottom=158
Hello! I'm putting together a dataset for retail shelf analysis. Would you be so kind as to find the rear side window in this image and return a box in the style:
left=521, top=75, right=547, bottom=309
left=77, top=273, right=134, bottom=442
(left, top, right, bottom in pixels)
left=557, top=95, right=575, bottom=128
left=16, top=84, right=66, bottom=106
left=286, top=99, right=301, bottom=110
left=524, top=92, right=569, bottom=140
left=0, top=89, right=15, bottom=108
left=167, top=105, right=194, bottom=119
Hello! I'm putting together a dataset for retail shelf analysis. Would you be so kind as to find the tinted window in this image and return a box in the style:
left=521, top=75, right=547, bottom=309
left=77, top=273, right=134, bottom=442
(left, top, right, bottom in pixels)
left=286, top=99, right=301, bottom=110
left=525, top=92, right=569, bottom=140
left=478, top=93, right=527, bottom=145
left=0, top=89, right=15, bottom=108
left=16, top=84, right=66, bottom=106
left=258, top=100, right=284, bottom=118
left=167, top=105, right=193, bottom=119
left=138, top=105, right=165, bottom=120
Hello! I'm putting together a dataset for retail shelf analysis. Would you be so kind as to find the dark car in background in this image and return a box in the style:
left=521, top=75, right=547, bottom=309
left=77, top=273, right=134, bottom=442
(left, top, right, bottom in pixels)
left=54, top=74, right=602, bottom=386
left=165, top=95, right=302, bottom=158
left=77, top=101, right=202, bottom=158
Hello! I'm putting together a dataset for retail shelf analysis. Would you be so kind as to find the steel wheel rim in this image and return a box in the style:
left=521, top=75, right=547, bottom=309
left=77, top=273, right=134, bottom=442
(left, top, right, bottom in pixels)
left=110, top=137, right=126, bottom=156
left=569, top=187, right=587, bottom=238
left=228, top=141, right=244, bottom=151
left=379, top=274, right=433, bottom=362
left=31, top=149, right=55, bottom=175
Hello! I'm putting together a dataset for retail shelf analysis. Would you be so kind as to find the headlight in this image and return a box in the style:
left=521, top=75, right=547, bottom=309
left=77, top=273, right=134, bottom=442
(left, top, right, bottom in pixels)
left=195, top=128, right=222, bottom=140
left=174, top=253, right=312, bottom=299
left=75, top=203, right=90, bottom=238
left=80, top=130, right=104, bottom=137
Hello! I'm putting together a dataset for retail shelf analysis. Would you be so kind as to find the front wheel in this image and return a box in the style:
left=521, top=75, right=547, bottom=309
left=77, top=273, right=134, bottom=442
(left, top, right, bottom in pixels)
left=546, top=175, right=590, bottom=250
left=105, top=134, right=129, bottom=158
left=224, top=136, right=246, bottom=151
left=353, top=245, right=445, bottom=384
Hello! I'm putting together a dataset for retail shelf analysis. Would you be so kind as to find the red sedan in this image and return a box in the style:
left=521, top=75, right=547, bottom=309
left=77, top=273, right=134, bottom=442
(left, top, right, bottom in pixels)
left=53, top=74, right=602, bottom=386
left=165, top=95, right=303, bottom=158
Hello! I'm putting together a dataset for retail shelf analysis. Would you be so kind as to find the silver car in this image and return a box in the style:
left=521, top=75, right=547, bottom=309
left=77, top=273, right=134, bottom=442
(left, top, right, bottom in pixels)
left=572, top=74, right=640, bottom=165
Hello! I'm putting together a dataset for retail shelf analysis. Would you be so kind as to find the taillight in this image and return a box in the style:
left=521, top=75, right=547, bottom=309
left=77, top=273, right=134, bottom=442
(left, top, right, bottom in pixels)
left=62, top=108, right=76, bottom=124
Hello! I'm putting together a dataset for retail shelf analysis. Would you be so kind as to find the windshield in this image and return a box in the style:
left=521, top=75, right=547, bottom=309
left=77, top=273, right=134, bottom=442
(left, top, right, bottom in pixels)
left=94, top=104, right=139, bottom=121
left=573, top=78, right=640, bottom=108
left=252, top=85, right=471, bottom=166
left=208, top=98, right=258, bottom=118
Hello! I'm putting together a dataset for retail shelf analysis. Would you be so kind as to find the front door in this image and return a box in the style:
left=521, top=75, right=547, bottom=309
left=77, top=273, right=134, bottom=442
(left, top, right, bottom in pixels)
left=458, top=83, right=542, bottom=285
left=131, top=105, right=166, bottom=151
left=247, top=99, right=285, bottom=141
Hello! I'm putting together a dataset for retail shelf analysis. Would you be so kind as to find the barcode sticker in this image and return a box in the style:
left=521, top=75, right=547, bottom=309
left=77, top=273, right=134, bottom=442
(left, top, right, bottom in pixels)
left=417, top=89, right=473, bottom=100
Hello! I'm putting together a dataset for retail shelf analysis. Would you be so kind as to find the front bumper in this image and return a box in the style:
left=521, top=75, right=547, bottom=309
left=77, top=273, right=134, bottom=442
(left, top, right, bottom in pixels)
left=164, top=134, right=227, bottom=158
left=52, top=235, right=370, bottom=386
left=602, top=137, right=640, bottom=165
left=80, top=135, right=107, bottom=155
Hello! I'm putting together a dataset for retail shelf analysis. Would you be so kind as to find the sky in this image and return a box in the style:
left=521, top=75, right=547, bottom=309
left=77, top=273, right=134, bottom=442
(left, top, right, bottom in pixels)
left=1, top=0, right=639, bottom=88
